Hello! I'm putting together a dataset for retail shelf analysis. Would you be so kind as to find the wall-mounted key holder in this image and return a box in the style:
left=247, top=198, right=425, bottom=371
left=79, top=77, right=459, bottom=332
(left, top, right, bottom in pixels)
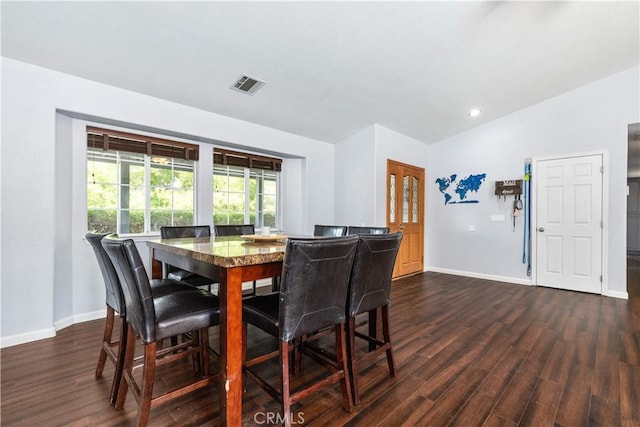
left=495, top=179, right=523, bottom=198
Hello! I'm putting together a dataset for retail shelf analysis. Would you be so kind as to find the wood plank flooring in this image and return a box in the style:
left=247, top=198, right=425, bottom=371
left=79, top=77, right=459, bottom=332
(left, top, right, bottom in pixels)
left=2, top=272, right=639, bottom=426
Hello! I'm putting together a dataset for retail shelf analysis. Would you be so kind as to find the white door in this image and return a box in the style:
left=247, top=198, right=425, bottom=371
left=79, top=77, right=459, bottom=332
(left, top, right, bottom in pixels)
left=536, top=154, right=603, bottom=294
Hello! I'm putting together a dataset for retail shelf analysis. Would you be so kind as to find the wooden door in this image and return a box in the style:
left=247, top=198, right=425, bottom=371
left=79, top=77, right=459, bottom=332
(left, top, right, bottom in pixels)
left=387, top=160, right=425, bottom=278
left=536, top=154, right=603, bottom=294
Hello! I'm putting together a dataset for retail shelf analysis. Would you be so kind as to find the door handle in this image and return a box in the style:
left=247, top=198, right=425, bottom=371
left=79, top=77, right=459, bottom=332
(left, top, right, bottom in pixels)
left=399, top=223, right=405, bottom=230
left=538, top=227, right=545, bottom=232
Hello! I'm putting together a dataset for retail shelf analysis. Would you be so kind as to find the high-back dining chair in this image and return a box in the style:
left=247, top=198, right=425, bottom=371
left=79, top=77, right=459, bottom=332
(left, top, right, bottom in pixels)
left=160, top=225, right=215, bottom=291
left=101, top=235, right=221, bottom=427
left=86, top=233, right=127, bottom=404
left=346, top=226, right=390, bottom=235
left=214, top=224, right=259, bottom=295
left=242, top=235, right=359, bottom=426
left=345, top=232, right=402, bottom=404
left=313, top=224, right=347, bottom=237
left=214, top=224, right=255, bottom=236
left=86, top=233, right=199, bottom=405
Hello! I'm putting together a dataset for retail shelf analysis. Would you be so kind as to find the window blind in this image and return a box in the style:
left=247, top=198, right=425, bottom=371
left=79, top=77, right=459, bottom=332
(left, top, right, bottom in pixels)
left=87, top=126, right=199, bottom=161
left=213, top=148, right=282, bottom=172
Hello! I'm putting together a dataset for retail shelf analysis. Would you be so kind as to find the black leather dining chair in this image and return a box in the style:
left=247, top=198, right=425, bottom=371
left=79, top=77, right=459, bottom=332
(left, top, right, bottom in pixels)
left=214, top=224, right=259, bottom=295
left=214, top=224, right=255, bottom=236
left=85, top=233, right=198, bottom=405
left=242, top=236, right=359, bottom=426
left=313, top=224, right=347, bottom=237
left=86, top=232, right=128, bottom=404
left=345, top=232, right=402, bottom=404
left=346, top=226, right=390, bottom=235
left=101, top=234, right=221, bottom=427
left=160, top=226, right=216, bottom=292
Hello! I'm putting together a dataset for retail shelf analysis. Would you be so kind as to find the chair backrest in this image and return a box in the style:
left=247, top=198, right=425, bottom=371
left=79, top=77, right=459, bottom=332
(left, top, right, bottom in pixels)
left=278, top=235, right=359, bottom=341
left=101, top=234, right=157, bottom=344
left=346, top=226, right=390, bottom=235
left=214, top=224, right=255, bottom=236
left=313, top=224, right=347, bottom=237
left=160, top=225, right=211, bottom=239
left=347, top=232, right=403, bottom=317
left=86, top=233, right=125, bottom=315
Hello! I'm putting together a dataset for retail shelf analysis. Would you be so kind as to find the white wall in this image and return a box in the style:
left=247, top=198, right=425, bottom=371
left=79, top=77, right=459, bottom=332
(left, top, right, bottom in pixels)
left=1, top=57, right=336, bottom=347
left=427, top=66, right=639, bottom=296
left=334, top=124, right=431, bottom=232
left=334, top=125, right=377, bottom=226
left=54, top=114, right=73, bottom=324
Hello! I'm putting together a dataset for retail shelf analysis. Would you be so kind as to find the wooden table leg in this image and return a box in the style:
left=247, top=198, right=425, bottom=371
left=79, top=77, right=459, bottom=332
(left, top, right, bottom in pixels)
left=219, top=266, right=244, bottom=426
left=150, top=249, right=163, bottom=279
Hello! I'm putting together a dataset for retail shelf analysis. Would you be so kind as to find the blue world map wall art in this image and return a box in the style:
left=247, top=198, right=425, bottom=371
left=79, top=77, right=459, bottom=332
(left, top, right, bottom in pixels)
left=435, top=173, right=487, bottom=205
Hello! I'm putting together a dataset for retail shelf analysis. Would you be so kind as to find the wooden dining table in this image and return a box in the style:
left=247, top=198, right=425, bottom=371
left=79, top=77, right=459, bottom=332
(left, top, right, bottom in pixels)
left=147, top=235, right=286, bottom=425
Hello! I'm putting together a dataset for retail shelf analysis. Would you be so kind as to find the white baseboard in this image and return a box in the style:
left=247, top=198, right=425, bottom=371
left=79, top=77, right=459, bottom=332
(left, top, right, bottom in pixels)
left=604, top=290, right=629, bottom=300
left=55, top=309, right=107, bottom=330
left=0, top=327, right=56, bottom=349
left=54, top=315, right=74, bottom=331
left=425, top=266, right=534, bottom=287
left=254, top=278, right=273, bottom=288
left=1, top=310, right=107, bottom=349
left=426, top=267, right=629, bottom=300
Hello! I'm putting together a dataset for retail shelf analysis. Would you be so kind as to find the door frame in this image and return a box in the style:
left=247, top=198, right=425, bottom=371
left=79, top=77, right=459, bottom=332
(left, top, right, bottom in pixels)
left=386, top=159, right=425, bottom=278
left=531, top=150, right=609, bottom=295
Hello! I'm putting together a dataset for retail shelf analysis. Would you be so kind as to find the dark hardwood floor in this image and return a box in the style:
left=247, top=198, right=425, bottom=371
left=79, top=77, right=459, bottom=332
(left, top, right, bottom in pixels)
left=2, top=272, right=639, bottom=426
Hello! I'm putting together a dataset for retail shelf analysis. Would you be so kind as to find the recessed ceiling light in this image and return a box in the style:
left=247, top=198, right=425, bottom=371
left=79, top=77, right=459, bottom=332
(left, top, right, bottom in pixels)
left=468, top=108, right=481, bottom=117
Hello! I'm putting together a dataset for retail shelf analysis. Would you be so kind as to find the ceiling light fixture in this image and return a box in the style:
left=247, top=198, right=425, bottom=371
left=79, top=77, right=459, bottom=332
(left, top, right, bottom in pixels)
left=468, top=108, right=481, bottom=117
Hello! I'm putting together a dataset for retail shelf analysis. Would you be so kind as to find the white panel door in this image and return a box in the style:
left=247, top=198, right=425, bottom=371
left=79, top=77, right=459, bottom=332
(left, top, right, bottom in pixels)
left=536, top=154, right=603, bottom=294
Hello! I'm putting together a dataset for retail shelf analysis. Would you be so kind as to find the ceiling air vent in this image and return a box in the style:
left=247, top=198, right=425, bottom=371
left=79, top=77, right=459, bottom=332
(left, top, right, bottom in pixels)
left=230, top=75, right=265, bottom=95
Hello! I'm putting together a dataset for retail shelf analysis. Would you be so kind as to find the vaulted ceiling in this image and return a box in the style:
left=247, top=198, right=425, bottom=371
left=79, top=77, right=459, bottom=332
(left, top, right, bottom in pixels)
left=2, top=1, right=638, bottom=144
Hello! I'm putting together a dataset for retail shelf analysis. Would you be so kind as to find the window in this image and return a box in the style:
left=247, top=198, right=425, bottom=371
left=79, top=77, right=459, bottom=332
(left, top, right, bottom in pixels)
left=87, top=127, right=198, bottom=234
left=213, top=148, right=281, bottom=228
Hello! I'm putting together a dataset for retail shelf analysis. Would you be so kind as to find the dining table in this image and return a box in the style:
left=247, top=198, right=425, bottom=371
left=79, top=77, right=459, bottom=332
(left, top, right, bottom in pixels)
left=147, top=235, right=287, bottom=426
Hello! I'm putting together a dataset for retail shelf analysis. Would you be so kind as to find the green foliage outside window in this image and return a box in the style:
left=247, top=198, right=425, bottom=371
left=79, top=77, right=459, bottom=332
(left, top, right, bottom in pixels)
left=213, top=166, right=278, bottom=228
left=87, top=148, right=195, bottom=234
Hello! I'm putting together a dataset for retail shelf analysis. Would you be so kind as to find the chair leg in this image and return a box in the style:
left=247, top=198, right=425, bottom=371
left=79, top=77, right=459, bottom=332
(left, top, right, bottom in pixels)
left=200, top=329, right=210, bottom=376
left=346, top=316, right=359, bottom=405
left=335, top=324, right=353, bottom=413
left=242, top=322, right=248, bottom=392
left=381, top=305, right=396, bottom=377
left=109, top=316, right=128, bottom=405
left=292, top=336, right=303, bottom=376
left=280, top=340, right=292, bottom=427
left=191, top=330, right=202, bottom=373
left=368, top=308, right=379, bottom=352
left=271, top=275, right=281, bottom=292
left=115, top=324, right=136, bottom=410
left=242, top=323, right=248, bottom=365
left=137, top=342, right=157, bottom=427
left=96, top=306, right=115, bottom=378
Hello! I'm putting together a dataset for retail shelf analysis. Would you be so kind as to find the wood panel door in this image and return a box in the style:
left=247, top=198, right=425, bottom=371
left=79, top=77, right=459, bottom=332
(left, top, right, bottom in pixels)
left=535, top=154, right=603, bottom=294
left=387, top=160, right=425, bottom=278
